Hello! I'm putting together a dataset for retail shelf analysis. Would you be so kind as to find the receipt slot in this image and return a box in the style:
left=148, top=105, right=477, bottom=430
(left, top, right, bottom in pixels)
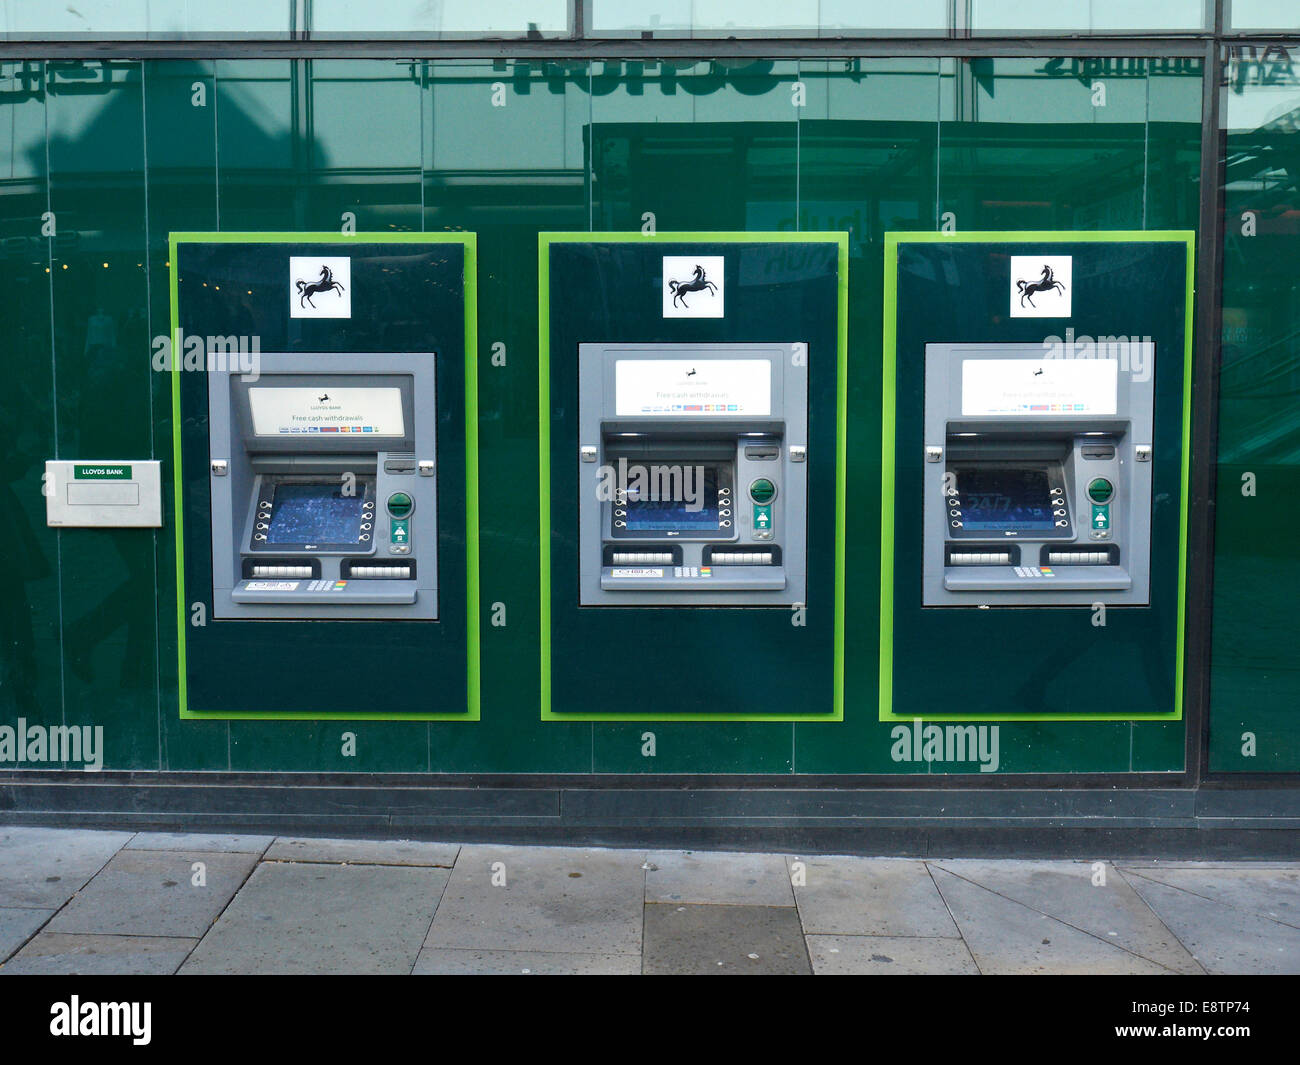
left=923, top=343, right=1154, bottom=606
left=882, top=232, right=1193, bottom=721
left=578, top=344, right=806, bottom=606
left=172, top=234, right=478, bottom=720
left=541, top=234, right=846, bottom=721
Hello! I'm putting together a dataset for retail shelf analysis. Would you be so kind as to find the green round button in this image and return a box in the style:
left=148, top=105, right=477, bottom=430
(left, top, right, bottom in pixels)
left=749, top=478, right=777, bottom=505
left=1087, top=478, right=1114, bottom=505
left=387, top=491, right=414, bottom=518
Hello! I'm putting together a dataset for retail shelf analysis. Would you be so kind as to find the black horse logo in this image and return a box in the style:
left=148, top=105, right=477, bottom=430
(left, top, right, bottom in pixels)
left=667, top=265, right=717, bottom=309
left=295, top=264, right=345, bottom=309
left=1015, top=264, right=1066, bottom=308
left=318, top=394, right=330, bottom=402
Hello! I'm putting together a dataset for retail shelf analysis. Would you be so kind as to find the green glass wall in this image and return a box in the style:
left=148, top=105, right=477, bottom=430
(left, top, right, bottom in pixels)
left=0, top=56, right=1206, bottom=774
left=1208, top=43, right=1300, bottom=772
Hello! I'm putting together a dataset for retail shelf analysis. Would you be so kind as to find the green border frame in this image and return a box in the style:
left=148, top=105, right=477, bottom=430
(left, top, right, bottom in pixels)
left=537, top=231, right=849, bottom=722
left=170, top=231, right=481, bottom=721
left=879, top=230, right=1196, bottom=723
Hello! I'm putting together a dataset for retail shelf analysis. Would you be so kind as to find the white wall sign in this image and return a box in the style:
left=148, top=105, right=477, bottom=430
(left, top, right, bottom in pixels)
left=248, top=386, right=406, bottom=436
left=289, top=256, right=351, bottom=319
left=662, top=255, right=724, bottom=318
left=1009, top=255, right=1072, bottom=318
left=615, top=359, right=771, bottom=416
left=962, top=359, right=1118, bottom=417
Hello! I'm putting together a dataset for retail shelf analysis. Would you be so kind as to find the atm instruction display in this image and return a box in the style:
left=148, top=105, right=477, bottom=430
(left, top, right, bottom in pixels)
left=615, top=359, right=771, bottom=416
left=248, top=386, right=405, bottom=436
left=961, top=359, right=1118, bottom=417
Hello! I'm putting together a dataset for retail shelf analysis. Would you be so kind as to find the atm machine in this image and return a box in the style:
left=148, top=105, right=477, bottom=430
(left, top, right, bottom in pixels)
left=577, top=343, right=806, bottom=606
left=923, top=342, right=1154, bottom=607
left=208, top=353, right=438, bottom=620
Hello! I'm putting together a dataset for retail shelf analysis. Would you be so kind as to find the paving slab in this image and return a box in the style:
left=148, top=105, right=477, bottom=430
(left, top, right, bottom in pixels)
left=0, top=907, right=52, bottom=962
left=806, top=935, right=978, bottom=975
left=413, top=948, right=641, bottom=975
left=126, top=832, right=274, bottom=854
left=1120, top=872, right=1300, bottom=975
left=47, top=849, right=259, bottom=939
left=425, top=845, right=645, bottom=955
left=180, top=861, right=448, bottom=974
left=791, top=857, right=958, bottom=937
left=1117, top=866, right=1300, bottom=929
left=0, top=827, right=131, bottom=909
left=932, top=860, right=1201, bottom=973
left=2, top=932, right=197, bottom=975
left=929, top=867, right=1171, bottom=975
left=265, top=837, right=459, bottom=867
left=643, top=903, right=811, bottom=975
left=645, top=850, right=794, bottom=906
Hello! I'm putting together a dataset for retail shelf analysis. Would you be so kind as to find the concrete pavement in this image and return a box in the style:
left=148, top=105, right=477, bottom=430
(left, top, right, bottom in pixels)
left=1, top=826, right=1297, bottom=974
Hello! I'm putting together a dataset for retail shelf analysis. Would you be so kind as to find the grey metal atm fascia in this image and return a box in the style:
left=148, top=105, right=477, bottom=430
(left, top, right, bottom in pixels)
left=208, top=352, right=438, bottom=620
left=923, top=342, right=1155, bottom=607
left=578, top=342, right=807, bottom=607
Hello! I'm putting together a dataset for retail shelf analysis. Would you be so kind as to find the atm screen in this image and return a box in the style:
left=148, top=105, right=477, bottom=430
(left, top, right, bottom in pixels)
left=266, top=483, right=366, bottom=544
left=957, top=468, right=1055, bottom=532
left=620, top=462, right=727, bottom=535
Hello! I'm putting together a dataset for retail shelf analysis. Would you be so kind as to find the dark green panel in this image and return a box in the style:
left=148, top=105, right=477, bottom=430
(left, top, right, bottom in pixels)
left=173, top=238, right=474, bottom=719
left=885, top=236, right=1191, bottom=727
left=1209, top=57, right=1300, bottom=772
left=543, top=238, right=842, bottom=728
left=593, top=723, right=794, bottom=773
left=228, top=720, right=431, bottom=772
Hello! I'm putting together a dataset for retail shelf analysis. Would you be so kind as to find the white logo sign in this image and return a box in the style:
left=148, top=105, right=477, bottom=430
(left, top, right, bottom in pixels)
left=1009, top=255, right=1072, bottom=318
left=290, top=256, right=351, bottom=319
left=663, top=255, right=724, bottom=318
